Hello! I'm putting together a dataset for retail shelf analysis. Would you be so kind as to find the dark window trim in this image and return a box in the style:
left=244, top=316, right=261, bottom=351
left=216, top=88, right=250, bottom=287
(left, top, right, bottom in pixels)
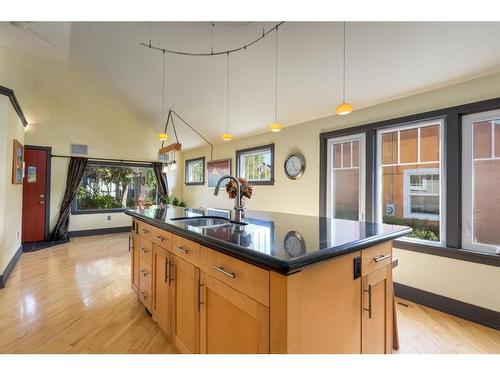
left=24, top=145, right=52, bottom=240
left=235, top=143, right=275, bottom=186
left=71, top=161, right=157, bottom=214
left=184, top=157, right=205, bottom=186
left=319, top=96, right=500, bottom=267
left=0, top=85, right=28, bottom=126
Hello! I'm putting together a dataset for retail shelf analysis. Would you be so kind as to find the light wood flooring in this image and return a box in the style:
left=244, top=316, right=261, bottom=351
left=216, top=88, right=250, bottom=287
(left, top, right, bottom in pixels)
left=0, top=233, right=498, bottom=354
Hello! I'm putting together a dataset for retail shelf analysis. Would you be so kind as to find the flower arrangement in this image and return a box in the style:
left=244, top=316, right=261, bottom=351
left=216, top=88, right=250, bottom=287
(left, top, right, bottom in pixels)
left=225, top=177, right=253, bottom=200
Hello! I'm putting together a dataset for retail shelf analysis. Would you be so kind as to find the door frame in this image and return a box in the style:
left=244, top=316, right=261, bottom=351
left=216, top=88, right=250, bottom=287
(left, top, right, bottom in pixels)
left=24, top=145, right=52, bottom=241
left=325, top=133, right=366, bottom=221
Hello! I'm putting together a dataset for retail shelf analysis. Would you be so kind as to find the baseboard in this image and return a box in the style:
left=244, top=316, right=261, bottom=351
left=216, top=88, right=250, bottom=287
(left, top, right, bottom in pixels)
left=68, top=226, right=131, bottom=238
left=0, top=245, right=23, bottom=289
left=394, top=282, right=500, bottom=331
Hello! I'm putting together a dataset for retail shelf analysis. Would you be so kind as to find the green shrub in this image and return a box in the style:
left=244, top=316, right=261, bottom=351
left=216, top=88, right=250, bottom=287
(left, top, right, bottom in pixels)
left=383, top=216, right=439, bottom=241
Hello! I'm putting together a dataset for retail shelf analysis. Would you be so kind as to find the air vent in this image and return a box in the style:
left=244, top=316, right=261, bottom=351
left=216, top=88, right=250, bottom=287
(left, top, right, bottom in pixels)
left=71, top=144, right=88, bottom=155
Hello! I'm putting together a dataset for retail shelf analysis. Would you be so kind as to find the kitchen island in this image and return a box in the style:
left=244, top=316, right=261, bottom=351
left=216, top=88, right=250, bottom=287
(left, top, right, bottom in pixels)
left=125, top=206, right=411, bottom=354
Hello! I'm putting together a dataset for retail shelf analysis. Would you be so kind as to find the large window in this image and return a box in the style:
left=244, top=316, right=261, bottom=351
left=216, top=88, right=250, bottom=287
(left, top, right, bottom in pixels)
left=184, top=157, right=205, bottom=185
left=463, top=110, right=500, bottom=255
left=236, top=144, right=274, bottom=185
left=75, top=163, right=158, bottom=212
left=377, top=119, right=444, bottom=243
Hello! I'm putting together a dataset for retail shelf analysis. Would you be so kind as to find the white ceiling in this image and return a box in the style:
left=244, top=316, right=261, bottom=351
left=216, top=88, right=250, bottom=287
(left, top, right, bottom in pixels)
left=3, top=21, right=500, bottom=149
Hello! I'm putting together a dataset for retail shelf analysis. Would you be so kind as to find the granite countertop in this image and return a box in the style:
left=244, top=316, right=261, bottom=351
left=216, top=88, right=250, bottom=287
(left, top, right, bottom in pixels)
left=125, top=206, right=412, bottom=275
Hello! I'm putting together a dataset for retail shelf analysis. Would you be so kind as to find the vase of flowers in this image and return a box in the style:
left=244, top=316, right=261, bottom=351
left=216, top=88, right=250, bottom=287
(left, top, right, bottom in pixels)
left=225, top=177, right=253, bottom=219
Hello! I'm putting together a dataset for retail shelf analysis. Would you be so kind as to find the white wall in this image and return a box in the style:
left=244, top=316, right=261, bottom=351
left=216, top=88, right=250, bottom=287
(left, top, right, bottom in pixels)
left=0, top=95, right=25, bottom=273
left=0, top=47, right=182, bottom=233
left=181, top=71, right=500, bottom=312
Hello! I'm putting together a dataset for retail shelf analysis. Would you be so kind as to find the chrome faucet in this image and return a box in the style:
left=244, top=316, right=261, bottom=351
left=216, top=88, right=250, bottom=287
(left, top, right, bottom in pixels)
left=214, top=175, right=245, bottom=223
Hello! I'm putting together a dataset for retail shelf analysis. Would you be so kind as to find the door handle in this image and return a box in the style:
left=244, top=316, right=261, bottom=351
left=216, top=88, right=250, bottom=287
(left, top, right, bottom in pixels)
left=363, top=285, right=372, bottom=319
left=212, top=265, right=236, bottom=279
left=168, top=260, right=174, bottom=285
left=373, top=254, right=390, bottom=262
left=197, top=279, right=204, bottom=311
left=165, top=258, right=169, bottom=283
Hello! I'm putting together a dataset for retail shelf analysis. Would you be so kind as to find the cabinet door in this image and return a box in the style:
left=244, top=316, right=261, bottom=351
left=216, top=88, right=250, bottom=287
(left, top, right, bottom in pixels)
left=200, top=272, right=269, bottom=354
left=171, top=255, right=200, bottom=353
left=131, top=233, right=140, bottom=292
left=361, top=264, right=393, bottom=354
left=152, top=245, right=171, bottom=337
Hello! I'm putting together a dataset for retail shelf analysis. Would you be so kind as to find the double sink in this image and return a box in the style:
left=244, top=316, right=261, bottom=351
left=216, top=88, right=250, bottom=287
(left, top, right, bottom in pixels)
left=170, top=215, right=247, bottom=229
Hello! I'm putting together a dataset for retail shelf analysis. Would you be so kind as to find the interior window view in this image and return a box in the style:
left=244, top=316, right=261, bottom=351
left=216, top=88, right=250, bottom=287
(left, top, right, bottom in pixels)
left=0, top=7, right=499, bottom=371
left=76, top=164, right=158, bottom=210
left=379, top=122, right=442, bottom=242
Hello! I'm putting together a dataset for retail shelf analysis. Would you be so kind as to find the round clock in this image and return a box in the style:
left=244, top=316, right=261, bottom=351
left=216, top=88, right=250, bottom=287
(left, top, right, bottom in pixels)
left=284, top=153, right=306, bottom=180
left=284, top=231, right=306, bottom=257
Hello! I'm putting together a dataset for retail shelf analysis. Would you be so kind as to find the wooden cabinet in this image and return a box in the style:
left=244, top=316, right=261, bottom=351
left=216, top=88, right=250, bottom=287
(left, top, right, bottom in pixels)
left=170, top=255, right=200, bottom=353
left=199, top=272, right=269, bottom=354
left=131, top=233, right=139, bottom=292
left=152, top=245, right=172, bottom=336
left=361, top=264, right=393, bottom=354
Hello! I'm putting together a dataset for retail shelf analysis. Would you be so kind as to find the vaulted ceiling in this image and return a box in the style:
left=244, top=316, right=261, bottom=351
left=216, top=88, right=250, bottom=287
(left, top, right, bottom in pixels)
left=2, top=21, right=500, bottom=149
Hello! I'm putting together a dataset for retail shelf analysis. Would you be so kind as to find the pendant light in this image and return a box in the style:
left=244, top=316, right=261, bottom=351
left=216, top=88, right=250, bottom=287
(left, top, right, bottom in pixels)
left=222, top=52, right=233, bottom=141
left=336, top=22, right=353, bottom=116
left=269, top=26, right=283, bottom=132
left=157, top=50, right=169, bottom=140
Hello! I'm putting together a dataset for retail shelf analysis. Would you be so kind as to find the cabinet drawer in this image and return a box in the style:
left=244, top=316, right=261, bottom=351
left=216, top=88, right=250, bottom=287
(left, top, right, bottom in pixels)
left=137, top=221, right=153, bottom=239
left=139, top=260, right=152, bottom=292
left=200, top=246, right=269, bottom=306
left=139, top=236, right=153, bottom=266
left=150, top=227, right=172, bottom=251
left=172, top=235, right=200, bottom=267
left=361, top=241, right=392, bottom=277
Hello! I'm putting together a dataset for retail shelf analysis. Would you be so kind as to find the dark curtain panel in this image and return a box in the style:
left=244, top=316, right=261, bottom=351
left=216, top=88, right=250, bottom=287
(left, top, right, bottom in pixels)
left=152, top=162, right=169, bottom=199
left=49, top=157, right=88, bottom=241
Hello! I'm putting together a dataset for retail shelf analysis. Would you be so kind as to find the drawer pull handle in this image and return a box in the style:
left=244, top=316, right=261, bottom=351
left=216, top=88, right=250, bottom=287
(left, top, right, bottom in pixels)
left=363, top=285, right=372, bottom=319
left=175, top=246, right=188, bottom=254
left=140, top=269, right=149, bottom=276
left=138, top=290, right=148, bottom=299
left=141, top=248, right=149, bottom=254
left=141, top=229, right=149, bottom=234
left=373, top=254, right=390, bottom=262
left=212, top=265, right=236, bottom=279
left=154, top=235, right=166, bottom=242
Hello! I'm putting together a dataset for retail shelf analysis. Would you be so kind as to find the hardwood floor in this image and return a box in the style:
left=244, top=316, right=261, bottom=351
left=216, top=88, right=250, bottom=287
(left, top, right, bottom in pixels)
left=0, top=233, right=498, bottom=354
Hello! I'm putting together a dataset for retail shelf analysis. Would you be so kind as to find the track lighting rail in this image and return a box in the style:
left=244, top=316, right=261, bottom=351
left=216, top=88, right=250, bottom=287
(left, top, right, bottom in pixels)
left=140, top=22, right=285, bottom=57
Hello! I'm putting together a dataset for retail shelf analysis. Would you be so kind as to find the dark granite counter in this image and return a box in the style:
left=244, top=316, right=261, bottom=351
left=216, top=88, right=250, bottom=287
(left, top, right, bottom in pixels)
left=125, top=206, right=411, bottom=275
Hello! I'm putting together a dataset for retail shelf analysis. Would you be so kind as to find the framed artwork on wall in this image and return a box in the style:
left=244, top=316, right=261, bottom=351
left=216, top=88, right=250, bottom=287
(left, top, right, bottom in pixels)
left=12, top=139, right=24, bottom=184
left=207, top=158, right=231, bottom=188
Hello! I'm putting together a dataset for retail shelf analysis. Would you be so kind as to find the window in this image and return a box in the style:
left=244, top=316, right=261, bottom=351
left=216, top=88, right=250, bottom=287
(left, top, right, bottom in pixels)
left=463, top=110, right=500, bottom=255
left=75, top=163, right=158, bottom=212
left=326, top=134, right=365, bottom=221
left=377, top=119, right=444, bottom=243
left=236, top=144, right=274, bottom=185
left=185, top=157, right=205, bottom=185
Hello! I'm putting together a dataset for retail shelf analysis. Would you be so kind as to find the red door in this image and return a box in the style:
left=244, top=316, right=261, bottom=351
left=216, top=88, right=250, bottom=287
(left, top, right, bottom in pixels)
left=22, top=148, right=48, bottom=242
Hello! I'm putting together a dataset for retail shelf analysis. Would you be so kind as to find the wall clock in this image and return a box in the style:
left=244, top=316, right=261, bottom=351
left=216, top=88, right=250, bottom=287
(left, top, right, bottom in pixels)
left=284, top=153, right=306, bottom=180
left=283, top=230, right=307, bottom=257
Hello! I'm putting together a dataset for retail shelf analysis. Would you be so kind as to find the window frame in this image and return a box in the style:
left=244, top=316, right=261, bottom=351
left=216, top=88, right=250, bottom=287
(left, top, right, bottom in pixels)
left=326, top=133, right=366, bottom=221
left=319, top=97, right=500, bottom=267
left=71, top=160, right=158, bottom=215
left=184, top=157, right=205, bottom=186
left=462, top=109, right=500, bottom=255
left=376, top=119, right=446, bottom=245
left=235, top=143, right=275, bottom=186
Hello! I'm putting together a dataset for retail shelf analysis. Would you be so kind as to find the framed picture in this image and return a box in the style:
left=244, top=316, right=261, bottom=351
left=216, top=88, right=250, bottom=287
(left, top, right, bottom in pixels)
left=12, top=139, right=24, bottom=184
left=185, top=157, right=205, bottom=185
left=207, top=158, right=231, bottom=188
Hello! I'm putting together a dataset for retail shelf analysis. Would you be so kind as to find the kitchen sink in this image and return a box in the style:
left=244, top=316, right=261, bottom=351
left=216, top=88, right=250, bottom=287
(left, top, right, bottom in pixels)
left=171, top=216, right=246, bottom=228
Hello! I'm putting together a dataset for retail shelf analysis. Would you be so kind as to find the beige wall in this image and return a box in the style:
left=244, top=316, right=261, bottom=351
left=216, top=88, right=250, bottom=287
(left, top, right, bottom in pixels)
left=181, top=71, right=500, bottom=311
left=0, top=95, right=25, bottom=273
left=0, top=47, right=181, bottom=233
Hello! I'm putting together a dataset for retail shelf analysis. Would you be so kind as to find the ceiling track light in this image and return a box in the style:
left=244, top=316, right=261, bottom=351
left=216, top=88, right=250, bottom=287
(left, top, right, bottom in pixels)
left=336, top=22, right=353, bottom=116
left=269, top=25, right=283, bottom=133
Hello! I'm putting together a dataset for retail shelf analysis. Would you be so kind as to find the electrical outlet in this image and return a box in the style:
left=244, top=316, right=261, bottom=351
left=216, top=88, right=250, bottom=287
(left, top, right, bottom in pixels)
left=107, top=215, right=111, bottom=221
